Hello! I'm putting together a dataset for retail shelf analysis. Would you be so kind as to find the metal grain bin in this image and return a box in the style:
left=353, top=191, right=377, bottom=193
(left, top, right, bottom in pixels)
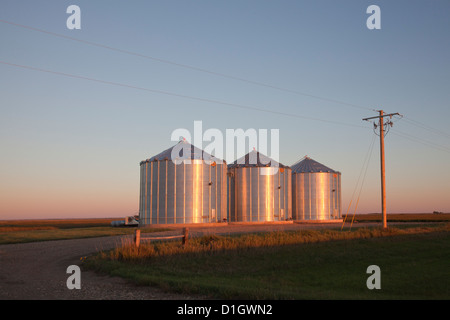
left=139, top=140, right=227, bottom=225
left=291, top=156, right=341, bottom=220
left=227, top=150, right=292, bottom=222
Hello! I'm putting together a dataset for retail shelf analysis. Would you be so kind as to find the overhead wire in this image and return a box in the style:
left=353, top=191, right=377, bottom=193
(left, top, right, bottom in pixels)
left=349, top=134, right=376, bottom=230
left=390, top=129, right=450, bottom=154
left=0, top=60, right=369, bottom=129
left=3, top=22, right=448, bottom=150
left=0, top=18, right=376, bottom=113
left=400, top=116, right=450, bottom=139
left=363, top=113, right=450, bottom=153
left=4, top=18, right=449, bottom=141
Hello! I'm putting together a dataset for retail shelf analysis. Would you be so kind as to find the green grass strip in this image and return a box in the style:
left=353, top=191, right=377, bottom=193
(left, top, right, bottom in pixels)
left=84, top=223, right=450, bottom=299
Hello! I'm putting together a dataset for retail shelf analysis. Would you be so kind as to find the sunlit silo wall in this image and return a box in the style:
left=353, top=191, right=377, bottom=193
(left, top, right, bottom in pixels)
left=139, top=141, right=227, bottom=225
left=227, top=151, right=292, bottom=222
left=291, top=156, right=341, bottom=220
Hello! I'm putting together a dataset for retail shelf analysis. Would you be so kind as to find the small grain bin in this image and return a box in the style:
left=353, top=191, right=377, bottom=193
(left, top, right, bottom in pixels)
left=139, top=140, right=227, bottom=225
left=291, top=156, right=341, bottom=220
left=227, top=150, right=292, bottom=222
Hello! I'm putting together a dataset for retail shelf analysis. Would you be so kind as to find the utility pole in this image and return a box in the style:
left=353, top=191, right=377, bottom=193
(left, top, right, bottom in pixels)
left=363, top=110, right=400, bottom=229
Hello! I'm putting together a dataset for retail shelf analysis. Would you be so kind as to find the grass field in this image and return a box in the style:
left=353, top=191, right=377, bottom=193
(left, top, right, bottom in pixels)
left=84, top=223, right=449, bottom=300
left=0, top=218, right=169, bottom=244
left=2, top=214, right=449, bottom=299
left=1, top=213, right=448, bottom=245
left=346, top=213, right=450, bottom=222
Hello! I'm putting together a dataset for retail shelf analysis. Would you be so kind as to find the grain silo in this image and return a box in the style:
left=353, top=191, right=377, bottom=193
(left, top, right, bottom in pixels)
left=291, top=156, right=341, bottom=221
left=139, top=140, right=227, bottom=225
left=227, top=150, right=292, bottom=222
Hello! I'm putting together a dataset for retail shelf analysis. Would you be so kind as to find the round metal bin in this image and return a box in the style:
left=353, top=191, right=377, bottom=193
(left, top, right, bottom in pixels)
left=291, top=157, right=341, bottom=220
left=227, top=151, right=292, bottom=222
left=139, top=142, right=227, bottom=225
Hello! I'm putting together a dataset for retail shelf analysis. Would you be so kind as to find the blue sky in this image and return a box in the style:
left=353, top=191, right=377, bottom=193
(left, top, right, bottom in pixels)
left=1, top=0, right=449, bottom=219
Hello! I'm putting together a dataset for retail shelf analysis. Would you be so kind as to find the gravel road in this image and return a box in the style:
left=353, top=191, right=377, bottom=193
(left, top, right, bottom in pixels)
left=0, top=222, right=353, bottom=300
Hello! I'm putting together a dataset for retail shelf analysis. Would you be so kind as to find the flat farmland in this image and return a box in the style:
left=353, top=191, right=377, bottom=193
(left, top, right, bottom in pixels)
left=346, top=213, right=450, bottom=222
left=0, top=218, right=168, bottom=245
left=1, top=214, right=448, bottom=300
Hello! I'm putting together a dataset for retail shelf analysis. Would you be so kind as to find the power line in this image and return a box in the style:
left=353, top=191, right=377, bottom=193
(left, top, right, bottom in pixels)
left=400, top=116, right=450, bottom=139
left=4, top=18, right=449, bottom=147
left=0, top=60, right=369, bottom=129
left=5, top=19, right=448, bottom=144
left=391, top=129, right=450, bottom=154
left=0, top=18, right=375, bottom=112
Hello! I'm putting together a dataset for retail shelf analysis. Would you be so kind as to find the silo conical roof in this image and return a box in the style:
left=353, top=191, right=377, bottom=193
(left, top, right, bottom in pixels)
left=228, top=150, right=289, bottom=168
left=291, top=156, right=339, bottom=173
left=142, top=140, right=225, bottom=163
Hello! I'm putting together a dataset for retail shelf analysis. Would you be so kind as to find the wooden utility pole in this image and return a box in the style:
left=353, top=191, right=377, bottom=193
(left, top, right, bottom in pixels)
left=379, top=110, right=387, bottom=229
left=363, top=110, right=400, bottom=229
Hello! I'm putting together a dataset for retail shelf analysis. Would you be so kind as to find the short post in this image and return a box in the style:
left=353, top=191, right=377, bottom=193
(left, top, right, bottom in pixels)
left=134, top=229, right=141, bottom=248
left=182, top=227, right=189, bottom=246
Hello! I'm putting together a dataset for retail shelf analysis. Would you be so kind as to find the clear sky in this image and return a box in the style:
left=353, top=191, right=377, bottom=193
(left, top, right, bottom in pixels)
left=1, top=0, right=449, bottom=219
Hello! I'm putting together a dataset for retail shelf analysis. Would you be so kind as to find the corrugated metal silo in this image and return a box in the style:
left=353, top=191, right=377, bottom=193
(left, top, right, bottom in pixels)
left=139, top=140, right=227, bottom=225
left=227, top=150, right=292, bottom=222
left=291, top=156, right=341, bottom=220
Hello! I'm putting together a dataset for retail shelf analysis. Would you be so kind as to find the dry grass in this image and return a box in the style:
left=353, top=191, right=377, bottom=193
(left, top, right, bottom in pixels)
left=86, top=223, right=450, bottom=299
left=0, top=218, right=171, bottom=244
left=100, top=223, right=450, bottom=262
left=0, top=226, right=58, bottom=232
left=0, top=218, right=119, bottom=230
left=0, top=218, right=119, bottom=244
